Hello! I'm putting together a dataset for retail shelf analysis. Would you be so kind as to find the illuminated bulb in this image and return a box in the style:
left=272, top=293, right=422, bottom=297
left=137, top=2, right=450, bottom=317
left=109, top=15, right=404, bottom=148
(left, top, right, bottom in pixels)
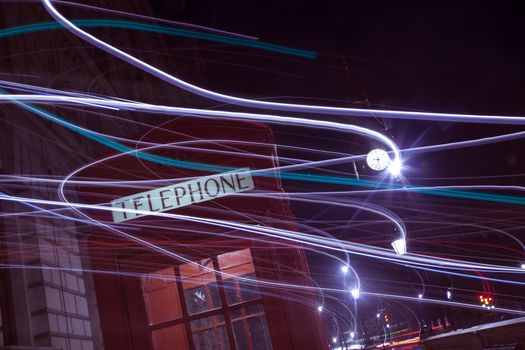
left=318, top=306, right=323, bottom=312
left=333, top=337, right=338, bottom=343
left=386, top=324, right=390, bottom=328
left=521, top=263, right=525, bottom=269
left=351, top=288, right=360, bottom=299
left=341, top=265, right=349, bottom=274
left=376, top=313, right=380, bottom=318
left=418, top=294, right=423, bottom=299
left=446, top=290, right=452, bottom=300
left=350, top=332, right=355, bottom=338
left=391, top=238, right=407, bottom=255
left=388, top=159, right=402, bottom=176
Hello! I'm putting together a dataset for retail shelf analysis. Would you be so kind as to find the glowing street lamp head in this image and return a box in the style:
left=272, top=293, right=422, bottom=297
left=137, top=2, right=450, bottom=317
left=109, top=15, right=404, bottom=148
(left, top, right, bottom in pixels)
left=317, top=305, right=323, bottom=312
left=332, top=337, right=338, bottom=343
left=366, top=149, right=402, bottom=176
left=391, top=238, right=407, bottom=255
left=388, top=159, right=402, bottom=176
left=350, top=332, right=355, bottom=338
left=418, top=294, right=423, bottom=299
left=351, top=288, right=360, bottom=299
left=341, top=265, right=349, bottom=274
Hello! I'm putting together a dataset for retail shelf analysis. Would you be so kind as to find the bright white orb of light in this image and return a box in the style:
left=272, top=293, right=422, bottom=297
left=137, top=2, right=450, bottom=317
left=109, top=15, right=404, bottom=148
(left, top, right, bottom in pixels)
left=318, top=305, right=323, bottom=312
left=521, top=263, right=525, bottom=269
left=387, top=159, right=402, bottom=176
left=446, top=290, right=452, bottom=300
left=332, top=337, right=338, bottom=343
left=350, top=332, right=355, bottom=338
left=351, top=288, right=360, bottom=299
left=366, top=149, right=390, bottom=171
left=418, top=294, right=423, bottom=299
left=341, top=265, right=349, bottom=273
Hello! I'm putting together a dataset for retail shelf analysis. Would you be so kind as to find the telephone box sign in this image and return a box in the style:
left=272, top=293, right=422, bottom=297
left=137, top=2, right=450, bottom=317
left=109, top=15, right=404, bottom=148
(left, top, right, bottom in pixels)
left=111, top=168, right=254, bottom=223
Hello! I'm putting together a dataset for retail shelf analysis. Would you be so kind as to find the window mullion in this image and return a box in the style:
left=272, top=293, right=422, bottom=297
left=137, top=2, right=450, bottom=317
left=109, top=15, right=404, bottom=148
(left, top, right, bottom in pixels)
left=212, top=256, right=236, bottom=350
left=175, top=264, right=196, bottom=350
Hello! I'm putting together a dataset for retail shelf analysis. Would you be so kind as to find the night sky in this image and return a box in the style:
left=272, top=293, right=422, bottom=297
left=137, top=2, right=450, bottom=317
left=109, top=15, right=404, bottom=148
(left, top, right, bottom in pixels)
left=176, top=1, right=525, bottom=175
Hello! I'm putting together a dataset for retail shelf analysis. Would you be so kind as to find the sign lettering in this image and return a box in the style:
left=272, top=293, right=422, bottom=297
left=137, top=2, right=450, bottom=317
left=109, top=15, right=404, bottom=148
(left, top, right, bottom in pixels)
left=111, top=168, right=254, bottom=223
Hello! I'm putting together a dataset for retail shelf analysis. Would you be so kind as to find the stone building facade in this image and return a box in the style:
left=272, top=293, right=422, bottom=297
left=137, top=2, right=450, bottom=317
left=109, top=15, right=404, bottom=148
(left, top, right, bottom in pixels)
left=0, top=1, right=198, bottom=349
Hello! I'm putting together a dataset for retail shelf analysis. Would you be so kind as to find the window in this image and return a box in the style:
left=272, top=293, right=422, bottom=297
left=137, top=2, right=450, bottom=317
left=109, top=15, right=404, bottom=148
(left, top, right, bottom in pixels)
left=140, top=249, right=272, bottom=350
left=181, top=259, right=221, bottom=316
left=218, top=249, right=260, bottom=306
left=142, top=267, right=182, bottom=325
left=230, top=305, right=273, bottom=350
left=191, top=314, right=230, bottom=350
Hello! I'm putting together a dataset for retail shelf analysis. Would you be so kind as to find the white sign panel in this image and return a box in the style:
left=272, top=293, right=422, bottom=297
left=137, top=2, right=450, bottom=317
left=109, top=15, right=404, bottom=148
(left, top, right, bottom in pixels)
left=111, top=168, right=254, bottom=223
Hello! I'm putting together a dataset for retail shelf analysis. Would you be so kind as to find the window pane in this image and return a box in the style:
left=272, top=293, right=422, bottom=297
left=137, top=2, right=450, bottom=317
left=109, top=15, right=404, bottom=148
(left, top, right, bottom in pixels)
left=152, top=324, right=189, bottom=350
left=230, top=305, right=272, bottom=350
left=218, top=249, right=260, bottom=305
left=180, top=259, right=221, bottom=315
left=191, top=314, right=230, bottom=350
left=141, top=267, right=182, bottom=325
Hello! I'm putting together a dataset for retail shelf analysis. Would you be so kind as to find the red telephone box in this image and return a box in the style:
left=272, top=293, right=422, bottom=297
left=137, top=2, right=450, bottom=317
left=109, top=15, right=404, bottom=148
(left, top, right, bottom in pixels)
left=78, top=118, right=327, bottom=350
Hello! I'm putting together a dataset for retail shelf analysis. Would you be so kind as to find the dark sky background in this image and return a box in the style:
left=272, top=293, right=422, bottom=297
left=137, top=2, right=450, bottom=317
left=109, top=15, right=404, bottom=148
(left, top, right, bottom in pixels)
left=181, top=0, right=525, bottom=113
left=174, top=0, right=525, bottom=180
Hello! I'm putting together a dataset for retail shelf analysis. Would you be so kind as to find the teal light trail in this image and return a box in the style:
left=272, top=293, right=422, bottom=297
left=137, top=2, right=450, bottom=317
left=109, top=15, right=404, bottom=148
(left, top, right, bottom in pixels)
left=9, top=95, right=525, bottom=206
left=0, top=19, right=317, bottom=60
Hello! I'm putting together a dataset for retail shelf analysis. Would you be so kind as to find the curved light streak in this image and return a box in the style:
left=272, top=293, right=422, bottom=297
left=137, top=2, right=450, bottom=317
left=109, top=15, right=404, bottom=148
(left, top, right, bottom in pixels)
left=0, top=20, right=316, bottom=59
left=41, top=0, right=525, bottom=125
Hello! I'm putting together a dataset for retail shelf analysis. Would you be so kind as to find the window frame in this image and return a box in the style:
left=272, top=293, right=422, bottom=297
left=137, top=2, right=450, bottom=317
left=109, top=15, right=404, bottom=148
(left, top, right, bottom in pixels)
left=132, top=248, right=272, bottom=350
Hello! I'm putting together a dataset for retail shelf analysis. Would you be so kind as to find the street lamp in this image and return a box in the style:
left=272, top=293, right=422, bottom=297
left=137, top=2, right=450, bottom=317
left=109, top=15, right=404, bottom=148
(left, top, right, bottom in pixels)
left=391, top=238, right=407, bottom=255
left=388, top=159, right=402, bottom=176
left=351, top=288, right=360, bottom=299
left=446, top=289, right=452, bottom=300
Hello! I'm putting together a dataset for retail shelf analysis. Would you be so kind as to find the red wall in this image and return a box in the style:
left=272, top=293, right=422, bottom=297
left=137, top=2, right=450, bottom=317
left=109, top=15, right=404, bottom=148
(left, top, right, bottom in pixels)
left=78, top=118, right=327, bottom=350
